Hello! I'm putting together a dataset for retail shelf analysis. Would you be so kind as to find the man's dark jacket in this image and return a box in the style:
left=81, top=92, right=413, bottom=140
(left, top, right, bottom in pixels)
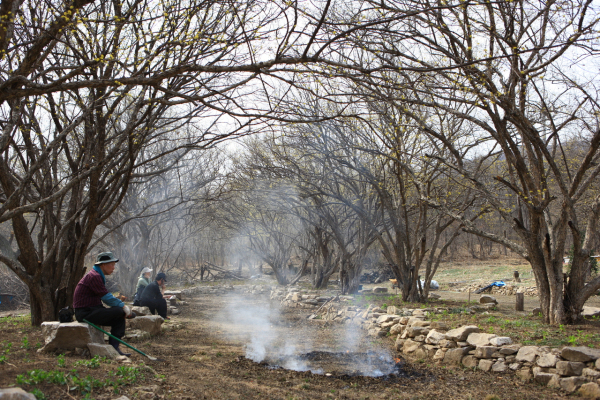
left=140, top=281, right=162, bottom=302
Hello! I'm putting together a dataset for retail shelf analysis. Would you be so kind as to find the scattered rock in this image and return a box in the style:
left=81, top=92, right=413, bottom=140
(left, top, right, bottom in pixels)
left=499, top=344, right=521, bottom=355
left=474, top=346, right=497, bottom=359
left=87, top=343, right=120, bottom=359
left=372, top=287, right=388, bottom=293
left=532, top=307, right=542, bottom=316
left=509, top=362, right=521, bottom=371
left=386, top=306, right=399, bottom=315
left=537, top=353, right=558, bottom=368
left=411, top=320, right=431, bottom=328
left=40, top=321, right=104, bottom=353
left=516, top=346, right=539, bottom=363
left=534, top=372, right=556, bottom=385
left=560, top=346, right=600, bottom=363
left=395, top=337, right=406, bottom=351
left=516, top=368, right=532, bottom=381
left=432, top=348, right=447, bottom=361
left=489, top=337, right=512, bottom=346
left=461, top=355, right=478, bottom=368
left=466, top=332, right=497, bottom=347
left=430, top=321, right=449, bottom=330
left=425, top=330, right=446, bottom=345
left=492, top=361, right=507, bottom=372
left=582, top=306, right=600, bottom=318
left=582, top=368, right=600, bottom=379
left=0, top=388, right=36, bottom=400
left=127, top=315, right=164, bottom=335
left=389, top=324, right=404, bottom=335
left=556, top=361, right=585, bottom=376
left=578, top=382, right=600, bottom=398
left=445, top=325, right=480, bottom=341
left=479, top=295, right=497, bottom=304
left=131, top=306, right=151, bottom=316
left=163, top=290, right=182, bottom=300
left=368, top=328, right=387, bottom=337
left=407, top=326, right=429, bottom=338
left=443, top=348, right=468, bottom=365
left=376, top=315, right=395, bottom=324
left=402, top=339, right=422, bottom=354
left=559, top=376, right=586, bottom=393
left=438, top=339, right=457, bottom=348
left=478, top=359, right=494, bottom=372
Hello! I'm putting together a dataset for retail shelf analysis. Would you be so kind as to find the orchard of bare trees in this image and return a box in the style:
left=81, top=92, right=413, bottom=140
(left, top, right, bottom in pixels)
left=0, top=0, right=599, bottom=326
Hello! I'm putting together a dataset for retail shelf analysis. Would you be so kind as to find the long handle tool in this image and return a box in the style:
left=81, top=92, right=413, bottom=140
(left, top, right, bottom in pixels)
left=84, top=319, right=164, bottom=362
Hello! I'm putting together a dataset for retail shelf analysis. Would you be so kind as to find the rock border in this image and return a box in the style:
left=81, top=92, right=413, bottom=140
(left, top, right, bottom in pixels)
left=269, top=286, right=600, bottom=397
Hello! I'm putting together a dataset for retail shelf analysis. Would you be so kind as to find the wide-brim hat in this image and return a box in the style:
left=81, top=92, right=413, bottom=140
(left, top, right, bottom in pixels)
left=94, top=251, right=119, bottom=265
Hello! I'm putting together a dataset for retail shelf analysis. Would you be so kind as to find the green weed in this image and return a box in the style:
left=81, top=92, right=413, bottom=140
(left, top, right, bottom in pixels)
left=57, top=354, right=66, bottom=368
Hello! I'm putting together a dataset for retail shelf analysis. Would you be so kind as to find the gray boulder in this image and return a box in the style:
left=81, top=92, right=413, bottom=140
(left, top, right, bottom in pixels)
left=478, top=359, right=494, bottom=372
left=559, top=376, right=586, bottom=393
left=131, top=306, right=151, bottom=316
left=87, top=343, right=121, bottom=359
left=40, top=321, right=104, bottom=353
left=516, top=346, right=539, bottom=363
left=489, top=337, right=512, bottom=346
left=445, top=325, right=479, bottom=341
left=578, top=382, right=600, bottom=399
left=479, top=295, right=498, bottom=304
left=491, top=361, right=507, bottom=373
left=443, top=347, right=468, bottom=365
left=127, top=315, right=164, bottom=335
left=466, top=332, right=497, bottom=347
left=0, top=388, right=36, bottom=400
left=474, top=346, right=497, bottom=359
left=536, top=353, right=558, bottom=368
left=534, top=372, right=557, bottom=385
left=425, top=330, right=446, bottom=345
left=560, top=346, right=600, bottom=362
left=556, top=361, right=585, bottom=376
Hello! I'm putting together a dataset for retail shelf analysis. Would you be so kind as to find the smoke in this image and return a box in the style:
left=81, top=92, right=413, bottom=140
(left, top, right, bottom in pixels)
left=214, top=291, right=399, bottom=377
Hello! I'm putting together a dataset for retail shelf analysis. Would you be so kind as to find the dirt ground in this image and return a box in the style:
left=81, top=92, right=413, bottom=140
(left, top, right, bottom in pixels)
left=0, top=289, right=580, bottom=400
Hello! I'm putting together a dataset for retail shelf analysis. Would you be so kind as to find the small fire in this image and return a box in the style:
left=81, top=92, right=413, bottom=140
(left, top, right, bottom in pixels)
left=394, top=357, right=402, bottom=363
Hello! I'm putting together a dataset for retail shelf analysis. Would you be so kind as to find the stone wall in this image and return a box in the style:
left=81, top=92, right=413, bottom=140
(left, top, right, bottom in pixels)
left=291, top=293, right=600, bottom=397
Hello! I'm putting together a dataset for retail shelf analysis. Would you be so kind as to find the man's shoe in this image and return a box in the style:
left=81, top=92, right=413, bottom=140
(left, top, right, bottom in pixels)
left=115, top=347, right=131, bottom=357
left=109, top=337, right=131, bottom=357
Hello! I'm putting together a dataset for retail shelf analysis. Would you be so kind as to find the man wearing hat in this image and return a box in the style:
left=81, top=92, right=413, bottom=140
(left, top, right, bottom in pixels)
left=73, top=251, right=134, bottom=356
left=140, top=272, right=169, bottom=319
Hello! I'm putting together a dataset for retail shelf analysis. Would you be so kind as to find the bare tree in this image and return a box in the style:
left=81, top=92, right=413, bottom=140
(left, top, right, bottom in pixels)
left=350, top=0, right=600, bottom=323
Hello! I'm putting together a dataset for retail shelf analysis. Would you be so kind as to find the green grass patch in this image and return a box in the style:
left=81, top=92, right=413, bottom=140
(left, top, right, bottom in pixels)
left=16, top=364, right=146, bottom=398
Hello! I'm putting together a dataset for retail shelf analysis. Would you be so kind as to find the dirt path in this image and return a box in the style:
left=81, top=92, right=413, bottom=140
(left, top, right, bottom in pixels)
left=0, top=289, right=572, bottom=399
left=138, top=290, right=567, bottom=400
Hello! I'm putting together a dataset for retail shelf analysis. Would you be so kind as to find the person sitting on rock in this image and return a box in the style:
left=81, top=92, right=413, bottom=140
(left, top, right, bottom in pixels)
left=133, top=267, right=153, bottom=306
left=73, top=251, right=135, bottom=356
left=140, top=272, right=169, bottom=319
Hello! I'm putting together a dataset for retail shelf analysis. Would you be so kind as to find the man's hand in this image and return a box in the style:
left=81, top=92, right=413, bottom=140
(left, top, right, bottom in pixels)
left=123, top=305, right=135, bottom=319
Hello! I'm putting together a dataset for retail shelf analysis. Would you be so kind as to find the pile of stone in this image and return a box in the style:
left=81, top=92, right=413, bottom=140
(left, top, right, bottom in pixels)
left=274, top=287, right=339, bottom=309
left=455, top=283, right=538, bottom=296
left=180, top=285, right=236, bottom=296
left=315, top=297, right=600, bottom=396
left=39, top=314, right=167, bottom=359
